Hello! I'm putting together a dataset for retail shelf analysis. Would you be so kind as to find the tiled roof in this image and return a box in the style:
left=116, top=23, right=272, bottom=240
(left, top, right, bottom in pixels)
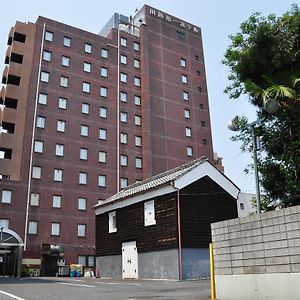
left=95, top=156, right=208, bottom=208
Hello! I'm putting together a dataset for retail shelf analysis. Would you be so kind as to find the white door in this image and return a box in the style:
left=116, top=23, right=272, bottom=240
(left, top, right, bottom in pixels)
left=122, top=241, right=138, bottom=279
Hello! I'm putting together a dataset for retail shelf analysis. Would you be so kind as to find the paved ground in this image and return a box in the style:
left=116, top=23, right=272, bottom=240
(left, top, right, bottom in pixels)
left=0, top=277, right=210, bottom=300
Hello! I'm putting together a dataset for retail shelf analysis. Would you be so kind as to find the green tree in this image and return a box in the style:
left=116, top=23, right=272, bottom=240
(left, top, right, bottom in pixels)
left=223, top=4, right=300, bottom=209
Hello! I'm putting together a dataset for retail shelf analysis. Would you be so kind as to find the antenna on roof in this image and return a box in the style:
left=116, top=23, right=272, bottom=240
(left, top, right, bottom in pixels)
left=135, top=8, right=138, bottom=13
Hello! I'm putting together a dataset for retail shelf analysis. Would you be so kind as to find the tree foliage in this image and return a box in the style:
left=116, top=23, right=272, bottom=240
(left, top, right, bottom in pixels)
left=223, top=4, right=300, bottom=210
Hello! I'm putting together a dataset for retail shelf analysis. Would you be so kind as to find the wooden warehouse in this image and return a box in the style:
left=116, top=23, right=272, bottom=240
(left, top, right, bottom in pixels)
left=94, top=157, right=239, bottom=280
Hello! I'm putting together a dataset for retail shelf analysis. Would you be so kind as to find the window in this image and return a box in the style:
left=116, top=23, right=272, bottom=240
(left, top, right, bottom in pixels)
left=120, top=92, right=127, bottom=102
left=120, top=73, right=127, bottom=83
left=80, top=148, right=88, bottom=160
left=176, top=30, right=185, bottom=39
left=54, top=169, right=63, bottom=182
left=81, top=125, right=89, bottom=137
left=120, top=112, right=128, bottom=123
left=196, top=70, right=201, bottom=76
left=45, top=31, right=53, bottom=42
left=100, top=67, right=108, bottom=77
left=98, top=175, right=106, bottom=187
left=78, top=197, right=87, bottom=210
left=144, top=200, right=156, bottom=226
left=201, top=121, right=206, bottom=127
left=55, top=144, right=64, bottom=157
left=78, top=224, right=86, bottom=237
left=34, top=140, right=44, bottom=153
left=135, top=157, right=142, bottom=169
left=120, top=178, right=128, bottom=189
left=133, top=42, right=140, bottom=51
left=51, top=223, right=60, bottom=236
left=83, top=82, right=90, bottom=93
left=43, top=50, right=52, bottom=62
left=82, top=103, right=89, bottom=114
left=120, top=37, right=127, bottom=47
left=88, top=256, right=95, bottom=267
left=28, top=221, right=38, bottom=235
left=135, top=136, right=142, bottom=147
left=183, top=91, right=189, bottom=101
left=195, top=55, right=200, bottom=61
left=180, top=58, right=186, bottom=68
left=61, top=56, right=70, bottom=67
left=99, top=129, right=107, bottom=140
left=36, top=116, right=45, bottom=128
left=109, top=211, right=117, bottom=233
left=134, top=95, right=141, bottom=106
left=101, top=48, right=108, bottom=58
left=78, top=256, right=86, bottom=266
left=134, top=77, right=141, bottom=87
left=134, top=59, right=140, bottom=69
left=84, top=43, right=92, bottom=53
left=60, top=76, right=69, bottom=87
left=38, top=93, right=47, bottom=105
left=240, top=203, right=244, bottom=210
left=199, top=103, right=204, bottom=110
left=120, top=132, right=127, bottom=144
left=0, top=219, right=9, bottom=229
left=84, top=62, right=91, bottom=72
left=100, top=87, right=107, bottom=97
left=52, top=195, right=61, bottom=208
left=120, top=155, right=128, bottom=166
left=184, top=109, right=190, bottom=119
left=32, top=166, right=42, bottom=179
left=120, top=55, right=127, bottom=64
left=41, top=71, right=49, bottom=83
left=57, top=120, right=66, bottom=132
left=30, top=193, right=40, bottom=206
left=182, top=74, right=188, bottom=84
left=63, top=36, right=71, bottom=47
left=58, top=97, right=67, bottom=109
left=198, top=86, right=202, bottom=92
left=187, top=146, right=193, bottom=157
left=203, top=139, right=208, bottom=145
left=1, top=190, right=12, bottom=204
left=186, top=127, right=192, bottom=137
left=134, top=115, right=141, bottom=126
left=98, top=151, right=106, bottom=163
left=99, top=107, right=107, bottom=118
left=79, top=172, right=87, bottom=185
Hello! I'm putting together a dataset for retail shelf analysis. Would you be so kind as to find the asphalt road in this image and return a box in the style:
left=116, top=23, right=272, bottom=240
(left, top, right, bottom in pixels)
left=0, top=277, right=210, bottom=300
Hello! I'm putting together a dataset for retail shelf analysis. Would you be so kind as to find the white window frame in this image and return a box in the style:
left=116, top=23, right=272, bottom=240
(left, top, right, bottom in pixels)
left=187, top=146, right=193, bottom=157
left=55, top=144, right=64, bottom=157
left=84, top=62, right=91, bottom=72
left=133, top=42, right=140, bottom=51
left=98, top=151, right=106, bottom=163
left=120, top=132, right=127, bottom=144
left=1, top=190, right=12, bottom=204
left=120, top=37, right=127, bottom=47
left=45, top=31, right=53, bottom=42
left=34, top=140, right=44, bottom=153
left=78, top=224, right=86, bottom=237
left=81, top=125, right=89, bottom=137
left=80, top=148, right=88, bottom=160
left=63, top=36, right=71, bottom=47
left=41, top=71, right=49, bottom=83
left=134, top=59, right=140, bottom=69
left=0, top=219, right=9, bottom=229
left=100, top=87, right=108, bottom=97
left=30, top=193, right=40, bottom=206
left=60, top=76, right=69, bottom=87
left=120, top=73, right=127, bottom=83
left=83, top=82, right=91, bottom=93
left=144, top=200, right=156, bottom=226
left=51, top=222, right=60, bottom=236
left=135, top=136, right=142, bottom=147
left=120, top=55, right=127, bottom=64
left=182, top=74, right=188, bottom=84
left=134, top=115, right=141, bottom=126
left=99, top=129, right=107, bottom=140
left=99, top=107, right=107, bottom=118
left=82, top=103, right=90, bottom=114
left=78, top=197, right=87, bottom=210
left=120, top=178, right=128, bottom=189
left=28, top=221, right=38, bottom=234
left=184, top=109, right=190, bottom=119
left=54, top=169, right=63, bottom=182
left=32, top=166, right=42, bottom=179
left=84, top=43, right=92, bottom=53
left=120, top=92, right=127, bottom=102
left=100, top=67, right=108, bottom=77
left=135, top=157, right=142, bottom=169
left=38, top=93, right=47, bottom=105
left=98, top=175, right=106, bottom=187
left=186, top=127, right=192, bottom=137
left=58, top=97, right=67, bottom=109
left=180, top=58, right=186, bottom=68
left=52, top=195, right=62, bottom=208
left=108, top=211, right=117, bottom=233
left=134, top=95, right=141, bottom=106
left=183, top=91, right=189, bottom=101
left=36, top=116, right=45, bottom=128
left=101, top=48, right=108, bottom=58
left=61, top=56, right=70, bottom=67
left=42, top=50, right=52, bottom=62
left=120, top=155, right=128, bottom=166
left=57, top=120, right=66, bottom=132
left=134, top=77, right=141, bottom=87
left=120, top=112, right=128, bottom=123
left=79, top=172, right=87, bottom=185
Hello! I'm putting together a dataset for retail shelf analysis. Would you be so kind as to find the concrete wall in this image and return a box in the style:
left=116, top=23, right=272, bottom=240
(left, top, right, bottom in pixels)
left=211, top=205, right=300, bottom=300
left=182, top=248, right=209, bottom=279
left=96, top=255, right=122, bottom=278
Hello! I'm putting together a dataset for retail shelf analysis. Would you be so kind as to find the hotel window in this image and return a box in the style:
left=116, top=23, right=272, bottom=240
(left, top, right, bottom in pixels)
left=108, top=211, right=117, bottom=233
left=240, top=203, right=245, bottom=210
left=28, top=221, right=38, bottom=235
left=0, top=219, right=9, bottom=229
left=84, top=62, right=91, bottom=72
left=203, top=139, right=208, bottom=145
left=120, top=37, right=127, bottom=47
left=120, top=132, right=127, bottom=144
left=80, top=148, right=88, bottom=160
left=183, top=91, right=189, bottom=101
left=180, top=58, right=186, bottom=68
left=120, top=91, right=127, bottom=102
left=82, top=103, right=90, bottom=114
left=63, top=36, right=71, bottom=47
left=99, top=107, right=107, bottom=118
left=32, top=166, right=42, bottom=179
left=99, top=128, right=107, bottom=140
left=41, top=71, right=49, bottom=83
left=60, top=76, right=69, bottom=88
left=176, top=30, right=185, bottom=39
left=100, top=87, right=108, bottom=97
left=195, top=55, right=200, bottom=61
left=134, top=95, right=141, bottom=106
left=186, top=127, right=192, bottom=137
left=1, top=190, right=12, bottom=204
left=78, top=197, right=87, bottom=210
left=61, top=56, right=70, bottom=67
left=120, top=155, right=128, bottom=166
left=120, top=178, right=128, bottom=189
left=134, top=115, right=141, bottom=126
left=182, top=74, right=188, bottom=84
left=135, top=157, right=142, bottom=169
left=198, top=86, right=202, bottom=92
left=120, top=55, right=127, bottom=64
left=134, top=77, right=141, bottom=87
left=57, top=120, right=66, bottom=132
left=196, top=70, right=201, bottom=76
left=51, top=222, right=60, bottom=236
left=120, top=112, right=128, bottom=123
left=134, top=59, right=140, bottom=69
left=83, top=82, right=90, bottom=93
left=52, top=195, right=61, bottom=208
left=79, top=172, right=87, bottom=185
left=187, top=146, right=193, bottom=157
left=81, top=125, right=89, bottom=137
left=144, top=200, right=156, bottom=226
left=42, top=50, right=52, bottom=62
left=98, top=151, right=106, bottom=163
left=54, top=169, right=63, bottom=182
left=101, top=48, right=108, bottom=58
left=84, top=43, right=92, bottom=53
left=36, top=116, right=45, bottom=128
left=100, top=67, right=108, bottom=77
left=201, top=121, right=206, bottom=127
left=55, top=144, right=64, bottom=157
left=30, top=193, right=40, bottom=206
left=133, top=42, right=140, bottom=51
left=38, top=93, right=47, bottom=105
left=199, top=103, right=204, bottom=110
left=45, top=31, right=53, bottom=42
left=98, top=175, right=106, bottom=187
left=184, top=109, right=190, bottom=119
left=135, top=136, right=142, bottom=147
left=78, top=224, right=86, bottom=237
left=58, top=97, right=67, bottom=109
left=34, top=140, right=44, bottom=153
left=120, top=73, right=127, bottom=83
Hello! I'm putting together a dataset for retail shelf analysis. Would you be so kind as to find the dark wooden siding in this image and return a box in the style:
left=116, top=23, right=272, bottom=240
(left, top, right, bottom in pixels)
left=180, top=176, right=238, bottom=248
left=96, top=194, right=178, bottom=256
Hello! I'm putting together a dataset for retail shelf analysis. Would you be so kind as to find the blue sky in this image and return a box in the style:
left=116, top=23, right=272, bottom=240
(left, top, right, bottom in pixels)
left=0, top=0, right=297, bottom=193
